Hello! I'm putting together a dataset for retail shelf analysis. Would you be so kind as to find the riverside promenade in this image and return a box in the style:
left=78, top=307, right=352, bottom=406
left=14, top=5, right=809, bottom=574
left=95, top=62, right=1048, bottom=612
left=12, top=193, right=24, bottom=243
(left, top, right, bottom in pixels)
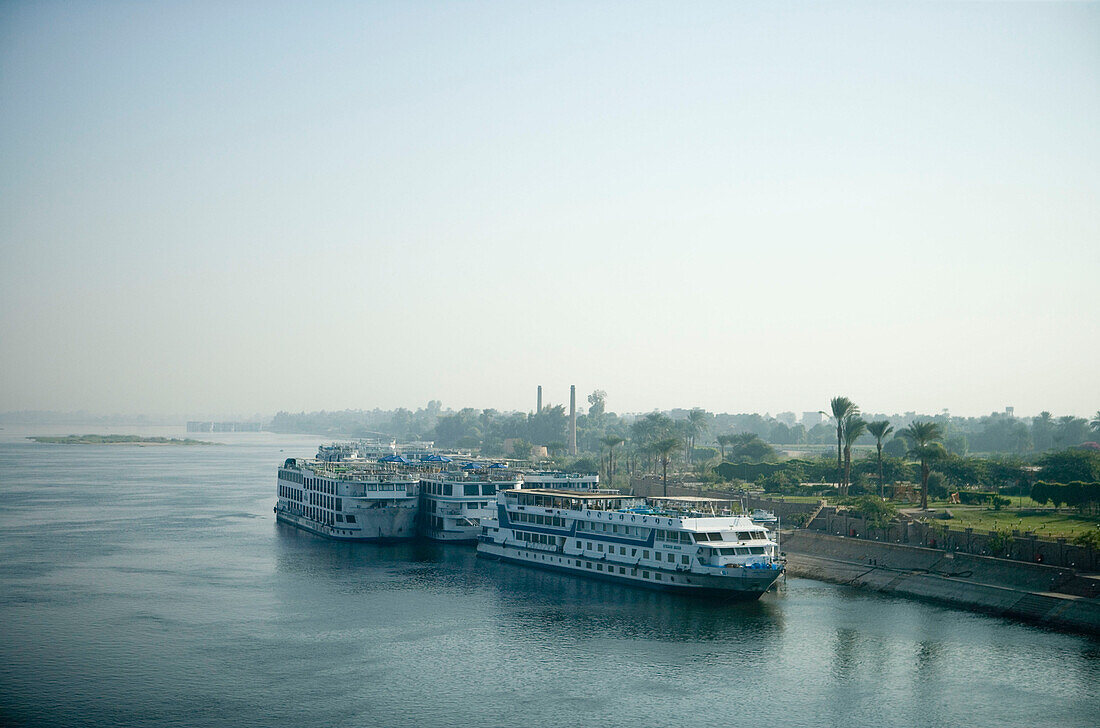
left=781, top=530, right=1100, bottom=635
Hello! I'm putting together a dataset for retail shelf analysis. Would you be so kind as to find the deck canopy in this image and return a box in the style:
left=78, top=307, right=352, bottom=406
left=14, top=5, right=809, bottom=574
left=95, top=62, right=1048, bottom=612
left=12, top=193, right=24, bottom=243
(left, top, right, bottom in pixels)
left=646, top=495, right=739, bottom=516
left=507, top=488, right=640, bottom=511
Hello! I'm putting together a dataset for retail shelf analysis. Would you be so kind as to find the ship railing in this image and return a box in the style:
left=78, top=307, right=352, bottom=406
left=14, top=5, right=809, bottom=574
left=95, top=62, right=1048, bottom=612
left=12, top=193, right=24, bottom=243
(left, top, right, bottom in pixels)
left=428, top=472, right=522, bottom=483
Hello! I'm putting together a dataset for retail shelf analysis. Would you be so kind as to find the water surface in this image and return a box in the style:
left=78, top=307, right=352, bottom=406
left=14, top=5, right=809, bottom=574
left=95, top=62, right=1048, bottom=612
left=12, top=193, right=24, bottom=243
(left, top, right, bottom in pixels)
left=1, top=429, right=1097, bottom=727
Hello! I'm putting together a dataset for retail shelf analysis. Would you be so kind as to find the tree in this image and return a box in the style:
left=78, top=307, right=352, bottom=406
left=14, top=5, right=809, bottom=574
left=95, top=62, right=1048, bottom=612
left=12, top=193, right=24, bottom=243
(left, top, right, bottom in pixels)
left=727, top=432, right=776, bottom=461
left=830, top=397, right=859, bottom=487
left=587, top=390, right=607, bottom=420
left=901, top=420, right=946, bottom=510
left=866, top=420, right=894, bottom=498
left=842, top=415, right=867, bottom=496
left=654, top=437, right=682, bottom=497
left=716, top=434, right=734, bottom=460
left=631, top=412, right=675, bottom=447
left=511, top=439, right=533, bottom=459
left=600, top=435, right=624, bottom=484
left=685, top=408, right=709, bottom=462
left=1033, top=411, right=1055, bottom=450
left=1056, top=416, right=1090, bottom=448
left=850, top=495, right=898, bottom=534
left=1092, top=411, right=1100, bottom=434
left=1035, top=449, right=1100, bottom=484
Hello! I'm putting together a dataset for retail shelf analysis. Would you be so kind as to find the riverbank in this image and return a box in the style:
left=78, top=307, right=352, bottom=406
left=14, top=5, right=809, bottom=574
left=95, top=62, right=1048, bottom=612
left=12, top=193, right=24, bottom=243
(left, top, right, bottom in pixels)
left=29, top=435, right=218, bottom=446
left=782, top=530, right=1100, bottom=635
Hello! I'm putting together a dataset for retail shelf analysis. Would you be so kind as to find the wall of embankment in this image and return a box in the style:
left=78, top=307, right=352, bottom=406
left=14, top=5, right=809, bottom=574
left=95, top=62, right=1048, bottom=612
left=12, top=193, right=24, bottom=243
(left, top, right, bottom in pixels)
left=782, top=530, right=1100, bottom=635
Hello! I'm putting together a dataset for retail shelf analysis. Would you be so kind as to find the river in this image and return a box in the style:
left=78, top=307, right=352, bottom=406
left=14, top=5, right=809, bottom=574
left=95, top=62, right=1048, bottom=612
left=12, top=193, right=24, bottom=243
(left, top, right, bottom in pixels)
left=0, top=428, right=1096, bottom=727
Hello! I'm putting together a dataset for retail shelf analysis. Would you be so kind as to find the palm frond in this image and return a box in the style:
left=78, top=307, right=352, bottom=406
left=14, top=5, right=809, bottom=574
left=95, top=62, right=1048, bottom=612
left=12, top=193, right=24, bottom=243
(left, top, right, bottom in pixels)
left=866, top=420, right=894, bottom=442
left=830, top=396, right=858, bottom=421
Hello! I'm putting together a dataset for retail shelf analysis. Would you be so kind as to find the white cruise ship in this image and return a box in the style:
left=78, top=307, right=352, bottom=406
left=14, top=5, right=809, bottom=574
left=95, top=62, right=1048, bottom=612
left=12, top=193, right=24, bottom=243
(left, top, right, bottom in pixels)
left=275, top=458, right=419, bottom=541
left=477, top=489, right=784, bottom=598
left=520, top=471, right=600, bottom=491
left=420, top=465, right=522, bottom=542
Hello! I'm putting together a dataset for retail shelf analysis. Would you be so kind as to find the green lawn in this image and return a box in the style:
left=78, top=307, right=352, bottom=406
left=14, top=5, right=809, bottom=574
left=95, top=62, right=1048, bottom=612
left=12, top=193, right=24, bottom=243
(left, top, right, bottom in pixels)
left=927, top=507, right=1099, bottom=539
left=755, top=494, right=827, bottom=504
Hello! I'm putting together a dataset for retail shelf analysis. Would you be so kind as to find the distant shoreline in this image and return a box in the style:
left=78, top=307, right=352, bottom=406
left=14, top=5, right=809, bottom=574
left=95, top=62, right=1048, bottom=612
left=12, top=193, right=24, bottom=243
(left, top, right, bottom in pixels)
left=28, top=435, right=219, bottom=446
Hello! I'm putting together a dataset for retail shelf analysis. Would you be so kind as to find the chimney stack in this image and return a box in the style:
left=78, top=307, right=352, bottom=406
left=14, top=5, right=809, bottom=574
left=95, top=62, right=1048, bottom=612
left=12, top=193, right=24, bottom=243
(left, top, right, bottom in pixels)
left=569, top=385, right=577, bottom=455
left=537, top=385, right=542, bottom=414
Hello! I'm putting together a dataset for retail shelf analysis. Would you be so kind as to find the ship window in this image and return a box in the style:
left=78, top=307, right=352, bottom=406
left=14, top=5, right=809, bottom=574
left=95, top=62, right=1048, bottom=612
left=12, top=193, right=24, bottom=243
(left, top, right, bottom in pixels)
left=642, top=571, right=650, bottom=578
left=682, top=555, right=689, bottom=564
left=336, top=498, right=342, bottom=510
left=643, top=551, right=650, bottom=559
left=596, top=564, right=603, bottom=571
left=750, top=546, right=765, bottom=554
left=444, top=485, right=453, bottom=496
left=464, top=483, right=479, bottom=496
left=655, top=574, right=662, bottom=581
left=597, top=544, right=603, bottom=552
left=482, top=484, right=496, bottom=496
left=754, top=531, right=767, bottom=540
left=335, top=514, right=343, bottom=522
left=585, top=562, right=592, bottom=569
left=346, top=515, right=356, bottom=523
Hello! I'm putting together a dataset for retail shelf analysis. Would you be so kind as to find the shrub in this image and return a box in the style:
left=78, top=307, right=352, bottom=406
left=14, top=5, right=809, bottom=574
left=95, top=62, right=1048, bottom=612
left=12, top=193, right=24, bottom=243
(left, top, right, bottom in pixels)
left=1072, top=531, right=1100, bottom=549
left=849, top=495, right=898, bottom=529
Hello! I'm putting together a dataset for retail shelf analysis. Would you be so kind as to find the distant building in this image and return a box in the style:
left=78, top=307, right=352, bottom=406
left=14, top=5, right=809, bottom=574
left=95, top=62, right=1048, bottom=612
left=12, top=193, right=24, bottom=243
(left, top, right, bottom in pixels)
left=777, top=411, right=797, bottom=426
left=186, top=421, right=262, bottom=432
left=801, top=411, right=823, bottom=427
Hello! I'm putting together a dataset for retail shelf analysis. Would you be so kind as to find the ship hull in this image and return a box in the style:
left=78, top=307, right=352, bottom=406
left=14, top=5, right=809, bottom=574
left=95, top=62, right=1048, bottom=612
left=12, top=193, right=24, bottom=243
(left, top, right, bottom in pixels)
left=276, top=506, right=417, bottom=542
left=477, top=541, right=781, bottom=599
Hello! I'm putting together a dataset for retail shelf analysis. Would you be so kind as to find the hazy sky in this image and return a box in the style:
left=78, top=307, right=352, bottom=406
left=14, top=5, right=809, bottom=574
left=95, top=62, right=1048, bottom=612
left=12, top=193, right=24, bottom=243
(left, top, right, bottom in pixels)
left=2, top=1, right=1098, bottom=419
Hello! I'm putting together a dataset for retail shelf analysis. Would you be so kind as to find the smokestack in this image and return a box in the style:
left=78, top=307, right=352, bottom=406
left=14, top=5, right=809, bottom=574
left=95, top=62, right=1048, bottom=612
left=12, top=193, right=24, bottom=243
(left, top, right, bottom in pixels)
left=569, top=385, right=577, bottom=455
left=537, top=385, right=542, bottom=414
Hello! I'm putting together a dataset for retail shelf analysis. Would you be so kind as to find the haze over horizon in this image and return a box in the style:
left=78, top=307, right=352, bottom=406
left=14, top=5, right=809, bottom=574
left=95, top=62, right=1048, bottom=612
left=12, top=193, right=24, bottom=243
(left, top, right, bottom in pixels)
left=2, top=2, right=1098, bottom=420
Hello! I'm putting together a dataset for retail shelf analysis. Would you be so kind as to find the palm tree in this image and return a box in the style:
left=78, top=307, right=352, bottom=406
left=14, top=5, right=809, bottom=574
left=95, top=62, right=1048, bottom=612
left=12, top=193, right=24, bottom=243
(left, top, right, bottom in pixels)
left=1033, top=411, right=1054, bottom=450
left=900, top=420, right=945, bottom=510
left=842, top=415, right=867, bottom=496
left=866, top=420, right=894, bottom=498
left=653, top=437, right=681, bottom=497
left=600, top=435, right=624, bottom=484
left=1092, top=411, right=1100, bottom=434
left=685, top=408, right=709, bottom=463
left=716, top=434, right=733, bottom=460
left=830, top=397, right=859, bottom=489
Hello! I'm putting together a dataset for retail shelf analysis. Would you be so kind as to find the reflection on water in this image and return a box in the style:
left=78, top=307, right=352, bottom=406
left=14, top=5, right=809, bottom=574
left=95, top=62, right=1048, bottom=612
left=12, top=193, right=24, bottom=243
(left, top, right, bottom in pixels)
left=1, top=431, right=1098, bottom=728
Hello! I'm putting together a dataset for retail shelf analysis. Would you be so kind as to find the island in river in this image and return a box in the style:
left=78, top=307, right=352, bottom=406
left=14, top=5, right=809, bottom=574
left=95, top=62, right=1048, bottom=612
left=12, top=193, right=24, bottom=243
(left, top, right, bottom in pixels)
left=29, top=435, right=218, bottom=445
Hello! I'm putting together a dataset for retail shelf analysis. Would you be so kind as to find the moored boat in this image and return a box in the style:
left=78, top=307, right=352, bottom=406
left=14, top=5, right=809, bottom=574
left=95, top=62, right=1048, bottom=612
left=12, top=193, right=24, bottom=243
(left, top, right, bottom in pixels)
left=477, top=489, right=784, bottom=598
left=275, top=457, right=419, bottom=541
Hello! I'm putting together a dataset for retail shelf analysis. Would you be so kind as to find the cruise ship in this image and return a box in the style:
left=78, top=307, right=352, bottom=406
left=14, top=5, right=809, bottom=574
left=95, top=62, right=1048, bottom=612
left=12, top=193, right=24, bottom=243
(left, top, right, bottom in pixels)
left=420, top=464, right=522, bottom=542
left=477, top=489, right=784, bottom=598
left=275, top=458, right=420, bottom=541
